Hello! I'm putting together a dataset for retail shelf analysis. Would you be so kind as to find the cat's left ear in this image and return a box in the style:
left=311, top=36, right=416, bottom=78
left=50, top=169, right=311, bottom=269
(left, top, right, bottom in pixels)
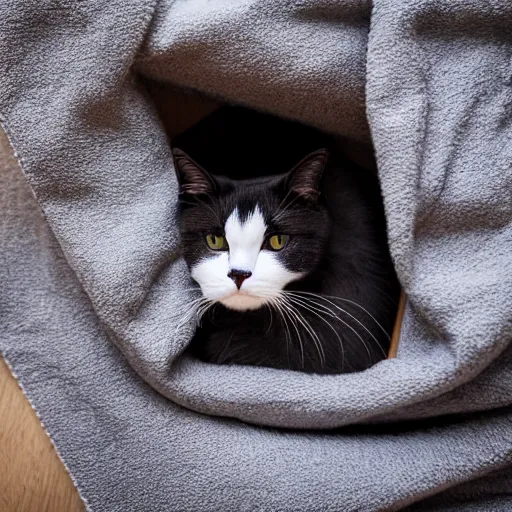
left=172, top=148, right=216, bottom=196
left=286, top=149, right=329, bottom=201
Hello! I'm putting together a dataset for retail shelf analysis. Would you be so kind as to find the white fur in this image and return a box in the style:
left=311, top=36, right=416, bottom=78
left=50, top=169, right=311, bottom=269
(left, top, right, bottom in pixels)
left=190, top=206, right=303, bottom=311
left=225, top=207, right=266, bottom=271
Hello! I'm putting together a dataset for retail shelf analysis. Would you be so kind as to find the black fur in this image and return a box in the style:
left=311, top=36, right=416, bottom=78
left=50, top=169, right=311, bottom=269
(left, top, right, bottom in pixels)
left=173, top=107, right=399, bottom=374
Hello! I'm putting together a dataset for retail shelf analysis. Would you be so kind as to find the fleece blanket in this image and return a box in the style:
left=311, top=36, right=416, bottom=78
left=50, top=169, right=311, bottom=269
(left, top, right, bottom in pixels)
left=1, top=0, right=511, bottom=510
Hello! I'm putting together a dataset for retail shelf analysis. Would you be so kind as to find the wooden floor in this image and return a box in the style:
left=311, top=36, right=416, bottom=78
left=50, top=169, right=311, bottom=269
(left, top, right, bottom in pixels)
left=0, top=357, right=85, bottom=512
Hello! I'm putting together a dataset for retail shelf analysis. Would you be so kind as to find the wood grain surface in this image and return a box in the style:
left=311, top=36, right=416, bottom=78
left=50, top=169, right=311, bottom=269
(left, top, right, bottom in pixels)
left=389, top=290, right=406, bottom=359
left=0, top=358, right=85, bottom=512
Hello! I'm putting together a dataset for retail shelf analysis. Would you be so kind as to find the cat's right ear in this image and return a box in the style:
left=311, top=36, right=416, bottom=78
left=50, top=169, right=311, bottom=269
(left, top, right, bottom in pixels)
left=172, top=149, right=216, bottom=196
left=285, top=149, right=328, bottom=201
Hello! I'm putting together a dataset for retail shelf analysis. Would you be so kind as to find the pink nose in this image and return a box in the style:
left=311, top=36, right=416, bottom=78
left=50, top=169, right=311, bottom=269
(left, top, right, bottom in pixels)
left=228, top=269, right=252, bottom=289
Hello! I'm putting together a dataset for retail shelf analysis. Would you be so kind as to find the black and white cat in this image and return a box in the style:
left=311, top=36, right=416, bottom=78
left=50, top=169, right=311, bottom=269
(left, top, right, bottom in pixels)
left=173, top=107, right=399, bottom=374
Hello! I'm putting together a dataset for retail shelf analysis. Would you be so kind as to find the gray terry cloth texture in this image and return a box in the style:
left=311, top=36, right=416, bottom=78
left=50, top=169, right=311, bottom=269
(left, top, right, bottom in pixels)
left=1, top=0, right=511, bottom=510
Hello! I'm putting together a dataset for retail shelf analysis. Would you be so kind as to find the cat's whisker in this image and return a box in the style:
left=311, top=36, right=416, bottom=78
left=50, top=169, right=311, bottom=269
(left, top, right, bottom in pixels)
left=266, top=299, right=289, bottom=364
left=273, top=189, right=304, bottom=221
left=284, top=295, right=345, bottom=369
left=272, top=299, right=293, bottom=368
left=173, top=301, right=206, bottom=336
left=275, top=188, right=294, bottom=211
left=320, top=294, right=391, bottom=342
left=285, top=291, right=391, bottom=342
left=171, top=297, right=208, bottom=318
left=196, top=300, right=215, bottom=326
left=279, top=296, right=326, bottom=367
left=249, top=291, right=279, bottom=300
left=280, top=297, right=345, bottom=368
left=285, top=293, right=379, bottom=363
left=279, top=303, right=305, bottom=368
left=172, top=296, right=213, bottom=336
left=290, top=293, right=387, bottom=360
left=180, top=297, right=209, bottom=313
left=315, top=300, right=385, bottom=360
left=272, top=297, right=304, bottom=368
left=272, top=190, right=295, bottom=219
left=288, top=296, right=345, bottom=367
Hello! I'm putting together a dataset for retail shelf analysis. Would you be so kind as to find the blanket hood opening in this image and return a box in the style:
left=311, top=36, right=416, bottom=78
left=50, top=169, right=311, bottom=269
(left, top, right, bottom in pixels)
left=115, top=86, right=429, bottom=430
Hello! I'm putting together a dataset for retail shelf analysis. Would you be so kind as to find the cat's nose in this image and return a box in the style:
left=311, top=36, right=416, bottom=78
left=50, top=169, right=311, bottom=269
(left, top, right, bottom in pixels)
left=228, top=269, right=252, bottom=289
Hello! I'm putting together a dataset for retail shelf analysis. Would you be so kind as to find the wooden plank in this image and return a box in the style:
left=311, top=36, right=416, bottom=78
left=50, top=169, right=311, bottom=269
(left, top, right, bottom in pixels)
left=0, top=357, right=85, bottom=512
left=388, top=289, right=406, bottom=359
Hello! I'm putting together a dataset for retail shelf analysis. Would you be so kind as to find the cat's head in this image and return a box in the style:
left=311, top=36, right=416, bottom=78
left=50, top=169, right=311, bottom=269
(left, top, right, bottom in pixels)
left=173, top=148, right=330, bottom=311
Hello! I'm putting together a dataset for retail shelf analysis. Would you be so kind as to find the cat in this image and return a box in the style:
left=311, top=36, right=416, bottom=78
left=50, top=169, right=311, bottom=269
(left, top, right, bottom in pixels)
left=172, top=106, right=399, bottom=374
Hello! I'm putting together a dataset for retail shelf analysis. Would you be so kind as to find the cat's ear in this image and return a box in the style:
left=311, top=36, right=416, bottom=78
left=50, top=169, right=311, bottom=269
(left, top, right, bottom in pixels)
left=173, top=149, right=216, bottom=196
left=286, top=149, right=328, bottom=200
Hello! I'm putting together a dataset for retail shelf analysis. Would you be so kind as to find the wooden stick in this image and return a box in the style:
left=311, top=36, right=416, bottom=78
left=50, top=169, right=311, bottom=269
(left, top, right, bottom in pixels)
left=388, top=289, right=406, bottom=359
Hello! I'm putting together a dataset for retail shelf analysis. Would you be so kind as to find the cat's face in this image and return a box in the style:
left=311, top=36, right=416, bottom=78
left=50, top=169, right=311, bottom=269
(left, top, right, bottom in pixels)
left=174, top=149, right=330, bottom=311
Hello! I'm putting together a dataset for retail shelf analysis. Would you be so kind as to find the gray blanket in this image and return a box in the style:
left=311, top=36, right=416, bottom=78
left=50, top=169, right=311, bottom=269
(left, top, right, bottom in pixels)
left=1, top=1, right=511, bottom=510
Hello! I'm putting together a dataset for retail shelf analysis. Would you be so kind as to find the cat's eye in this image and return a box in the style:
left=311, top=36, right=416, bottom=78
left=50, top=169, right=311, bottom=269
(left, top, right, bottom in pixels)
left=267, top=234, right=289, bottom=251
left=206, top=234, right=228, bottom=251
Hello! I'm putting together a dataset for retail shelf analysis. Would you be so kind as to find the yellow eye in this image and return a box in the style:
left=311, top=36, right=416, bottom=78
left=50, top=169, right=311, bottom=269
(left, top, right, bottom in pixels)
left=268, top=234, right=289, bottom=251
left=206, top=234, right=227, bottom=250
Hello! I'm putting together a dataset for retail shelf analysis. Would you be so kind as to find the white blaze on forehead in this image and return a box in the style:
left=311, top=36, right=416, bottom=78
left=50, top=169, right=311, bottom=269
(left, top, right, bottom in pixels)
left=225, top=206, right=267, bottom=271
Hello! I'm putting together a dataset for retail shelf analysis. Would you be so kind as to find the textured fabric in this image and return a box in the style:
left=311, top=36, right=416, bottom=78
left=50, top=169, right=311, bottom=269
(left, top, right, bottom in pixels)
left=0, top=1, right=511, bottom=510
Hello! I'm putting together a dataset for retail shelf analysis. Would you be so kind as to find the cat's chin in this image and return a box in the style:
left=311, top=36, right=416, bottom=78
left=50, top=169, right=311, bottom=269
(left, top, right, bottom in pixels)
left=219, top=293, right=268, bottom=312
